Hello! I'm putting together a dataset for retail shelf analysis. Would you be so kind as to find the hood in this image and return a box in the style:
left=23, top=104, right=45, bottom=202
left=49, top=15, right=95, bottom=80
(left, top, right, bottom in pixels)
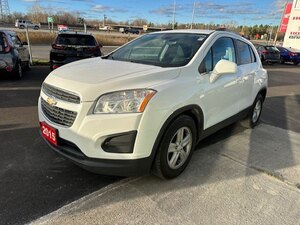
left=51, top=58, right=160, bottom=84
left=44, top=58, right=180, bottom=101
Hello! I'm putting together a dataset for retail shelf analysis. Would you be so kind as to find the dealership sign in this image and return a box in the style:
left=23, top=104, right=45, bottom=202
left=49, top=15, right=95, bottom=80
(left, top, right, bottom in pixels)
left=283, top=0, right=300, bottom=49
left=280, top=3, right=292, bottom=33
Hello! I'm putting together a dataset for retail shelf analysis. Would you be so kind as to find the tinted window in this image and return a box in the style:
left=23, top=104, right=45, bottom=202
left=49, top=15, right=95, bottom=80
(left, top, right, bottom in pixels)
left=212, top=37, right=236, bottom=68
left=56, top=34, right=97, bottom=46
left=236, top=40, right=252, bottom=65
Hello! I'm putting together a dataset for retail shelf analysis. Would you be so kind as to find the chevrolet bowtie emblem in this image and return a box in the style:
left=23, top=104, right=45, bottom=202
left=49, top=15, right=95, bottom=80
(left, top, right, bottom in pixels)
left=46, top=97, right=57, bottom=106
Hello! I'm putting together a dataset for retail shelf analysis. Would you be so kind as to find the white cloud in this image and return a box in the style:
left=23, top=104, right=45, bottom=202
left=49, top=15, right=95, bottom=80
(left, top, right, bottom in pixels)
left=91, top=4, right=127, bottom=13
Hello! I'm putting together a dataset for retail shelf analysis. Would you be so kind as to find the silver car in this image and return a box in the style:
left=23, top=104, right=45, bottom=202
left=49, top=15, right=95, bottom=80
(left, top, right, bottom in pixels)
left=15, top=20, right=41, bottom=30
left=0, top=30, right=30, bottom=79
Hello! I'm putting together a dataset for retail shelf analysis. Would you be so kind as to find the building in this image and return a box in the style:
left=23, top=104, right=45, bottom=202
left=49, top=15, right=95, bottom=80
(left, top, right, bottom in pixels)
left=283, top=0, right=300, bottom=49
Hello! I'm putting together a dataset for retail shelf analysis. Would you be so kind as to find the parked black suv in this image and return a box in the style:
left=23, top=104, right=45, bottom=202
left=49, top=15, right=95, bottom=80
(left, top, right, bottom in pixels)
left=0, top=30, right=30, bottom=79
left=256, top=45, right=280, bottom=64
left=50, top=32, right=102, bottom=70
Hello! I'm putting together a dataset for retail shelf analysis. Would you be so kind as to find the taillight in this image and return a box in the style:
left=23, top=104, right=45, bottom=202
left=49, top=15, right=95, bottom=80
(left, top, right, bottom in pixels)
left=87, top=45, right=101, bottom=52
left=52, top=65, right=60, bottom=69
left=289, top=52, right=297, bottom=57
left=262, top=50, right=269, bottom=54
left=52, top=44, right=66, bottom=50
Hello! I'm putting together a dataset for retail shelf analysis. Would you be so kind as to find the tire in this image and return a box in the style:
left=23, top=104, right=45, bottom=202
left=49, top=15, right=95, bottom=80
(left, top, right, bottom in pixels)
left=13, top=61, right=23, bottom=80
left=152, top=115, right=197, bottom=179
left=20, top=25, right=25, bottom=29
left=240, top=94, right=264, bottom=129
left=293, top=62, right=299, bottom=65
left=125, top=31, right=128, bottom=34
left=34, top=26, right=39, bottom=30
left=261, top=55, right=265, bottom=64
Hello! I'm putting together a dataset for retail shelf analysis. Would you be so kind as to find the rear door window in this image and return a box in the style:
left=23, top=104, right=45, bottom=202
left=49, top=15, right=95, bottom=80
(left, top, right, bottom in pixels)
left=56, top=34, right=97, bottom=46
left=236, top=40, right=252, bottom=65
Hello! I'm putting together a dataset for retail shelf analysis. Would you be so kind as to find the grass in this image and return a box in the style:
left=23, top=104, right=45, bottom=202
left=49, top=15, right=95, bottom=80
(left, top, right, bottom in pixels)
left=32, top=59, right=50, bottom=66
left=16, top=30, right=136, bottom=46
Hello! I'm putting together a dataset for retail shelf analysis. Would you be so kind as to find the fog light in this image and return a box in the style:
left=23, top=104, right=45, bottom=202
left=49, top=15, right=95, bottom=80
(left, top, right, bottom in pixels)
left=102, top=131, right=137, bottom=153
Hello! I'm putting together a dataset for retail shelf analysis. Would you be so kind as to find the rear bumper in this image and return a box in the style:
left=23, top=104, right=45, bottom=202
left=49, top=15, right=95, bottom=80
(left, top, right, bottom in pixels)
left=265, top=58, right=280, bottom=63
left=41, top=134, right=152, bottom=177
left=282, top=58, right=300, bottom=63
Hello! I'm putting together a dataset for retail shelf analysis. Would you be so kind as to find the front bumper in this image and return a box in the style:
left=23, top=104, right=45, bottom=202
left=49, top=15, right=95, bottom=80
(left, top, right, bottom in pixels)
left=41, top=134, right=152, bottom=176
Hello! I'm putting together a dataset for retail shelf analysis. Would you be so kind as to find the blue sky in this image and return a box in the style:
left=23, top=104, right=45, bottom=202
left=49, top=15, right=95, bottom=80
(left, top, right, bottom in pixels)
left=10, top=0, right=291, bottom=26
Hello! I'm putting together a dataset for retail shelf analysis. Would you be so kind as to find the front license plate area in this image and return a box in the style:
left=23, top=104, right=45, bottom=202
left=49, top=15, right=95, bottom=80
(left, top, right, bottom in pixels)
left=40, top=122, right=58, bottom=146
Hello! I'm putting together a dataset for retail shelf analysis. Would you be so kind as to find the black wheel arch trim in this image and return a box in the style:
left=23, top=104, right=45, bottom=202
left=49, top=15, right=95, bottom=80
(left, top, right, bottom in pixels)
left=149, top=104, right=204, bottom=168
left=258, top=87, right=267, bottom=101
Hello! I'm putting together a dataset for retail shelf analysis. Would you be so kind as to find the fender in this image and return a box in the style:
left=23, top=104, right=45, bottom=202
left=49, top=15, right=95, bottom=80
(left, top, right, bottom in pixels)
left=149, top=104, right=204, bottom=167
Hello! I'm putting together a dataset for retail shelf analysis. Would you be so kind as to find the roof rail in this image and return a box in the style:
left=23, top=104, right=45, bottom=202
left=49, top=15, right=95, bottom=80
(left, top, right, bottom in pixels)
left=215, top=27, right=236, bottom=33
left=215, top=27, right=250, bottom=40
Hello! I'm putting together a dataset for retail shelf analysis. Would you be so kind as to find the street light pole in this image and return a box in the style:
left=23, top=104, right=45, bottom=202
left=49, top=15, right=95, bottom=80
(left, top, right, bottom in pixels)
left=191, top=1, right=196, bottom=29
left=172, top=0, right=176, bottom=29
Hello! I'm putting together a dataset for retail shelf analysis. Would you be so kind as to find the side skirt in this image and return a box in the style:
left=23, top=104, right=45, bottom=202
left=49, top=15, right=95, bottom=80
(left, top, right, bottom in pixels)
left=198, top=106, right=252, bottom=142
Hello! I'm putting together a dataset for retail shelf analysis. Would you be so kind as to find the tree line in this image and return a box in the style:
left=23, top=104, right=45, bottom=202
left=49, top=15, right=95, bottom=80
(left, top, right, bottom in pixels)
left=5, top=5, right=284, bottom=40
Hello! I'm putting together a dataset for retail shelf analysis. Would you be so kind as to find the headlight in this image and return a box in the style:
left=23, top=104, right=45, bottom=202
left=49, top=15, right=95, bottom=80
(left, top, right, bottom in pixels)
left=94, top=89, right=156, bottom=114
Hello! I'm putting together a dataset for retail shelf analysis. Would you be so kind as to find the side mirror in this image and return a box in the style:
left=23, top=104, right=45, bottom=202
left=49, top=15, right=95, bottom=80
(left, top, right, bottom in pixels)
left=22, top=42, right=28, bottom=45
left=210, top=59, right=237, bottom=83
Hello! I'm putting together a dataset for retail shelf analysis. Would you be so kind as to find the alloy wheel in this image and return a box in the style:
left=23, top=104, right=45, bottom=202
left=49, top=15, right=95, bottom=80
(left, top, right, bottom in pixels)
left=167, top=127, right=192, bottom=170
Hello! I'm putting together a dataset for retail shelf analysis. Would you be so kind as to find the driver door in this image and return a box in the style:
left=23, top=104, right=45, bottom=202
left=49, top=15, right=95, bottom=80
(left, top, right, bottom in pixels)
left=198, top=37, right=240, bottom=129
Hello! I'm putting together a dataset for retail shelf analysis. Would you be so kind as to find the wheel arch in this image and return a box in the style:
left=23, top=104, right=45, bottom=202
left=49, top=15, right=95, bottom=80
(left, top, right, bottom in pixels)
left=149, top=104, right=204, bottom=168
left=258, top=87, right=267, bottom=101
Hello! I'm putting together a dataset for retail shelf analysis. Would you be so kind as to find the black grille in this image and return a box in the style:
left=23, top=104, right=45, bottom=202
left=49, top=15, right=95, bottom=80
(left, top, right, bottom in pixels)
left=41, top=98, right=77, bottom=127
left=42, top=83, right=80, bottom=104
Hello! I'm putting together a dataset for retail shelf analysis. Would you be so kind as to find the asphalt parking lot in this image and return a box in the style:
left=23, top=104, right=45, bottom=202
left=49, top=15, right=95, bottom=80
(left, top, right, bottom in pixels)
left=0, top=64, right=299, bottom=225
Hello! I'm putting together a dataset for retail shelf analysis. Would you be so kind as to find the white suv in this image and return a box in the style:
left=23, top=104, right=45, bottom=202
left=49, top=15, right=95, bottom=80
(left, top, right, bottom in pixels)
left=38, top=30, right=267, bottom=179
left=15, top=20, right=41, bottom=30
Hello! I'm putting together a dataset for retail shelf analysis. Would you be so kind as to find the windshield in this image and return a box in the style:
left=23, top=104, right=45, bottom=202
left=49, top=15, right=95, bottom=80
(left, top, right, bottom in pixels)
left=108, top=33, right=207, bottom=67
